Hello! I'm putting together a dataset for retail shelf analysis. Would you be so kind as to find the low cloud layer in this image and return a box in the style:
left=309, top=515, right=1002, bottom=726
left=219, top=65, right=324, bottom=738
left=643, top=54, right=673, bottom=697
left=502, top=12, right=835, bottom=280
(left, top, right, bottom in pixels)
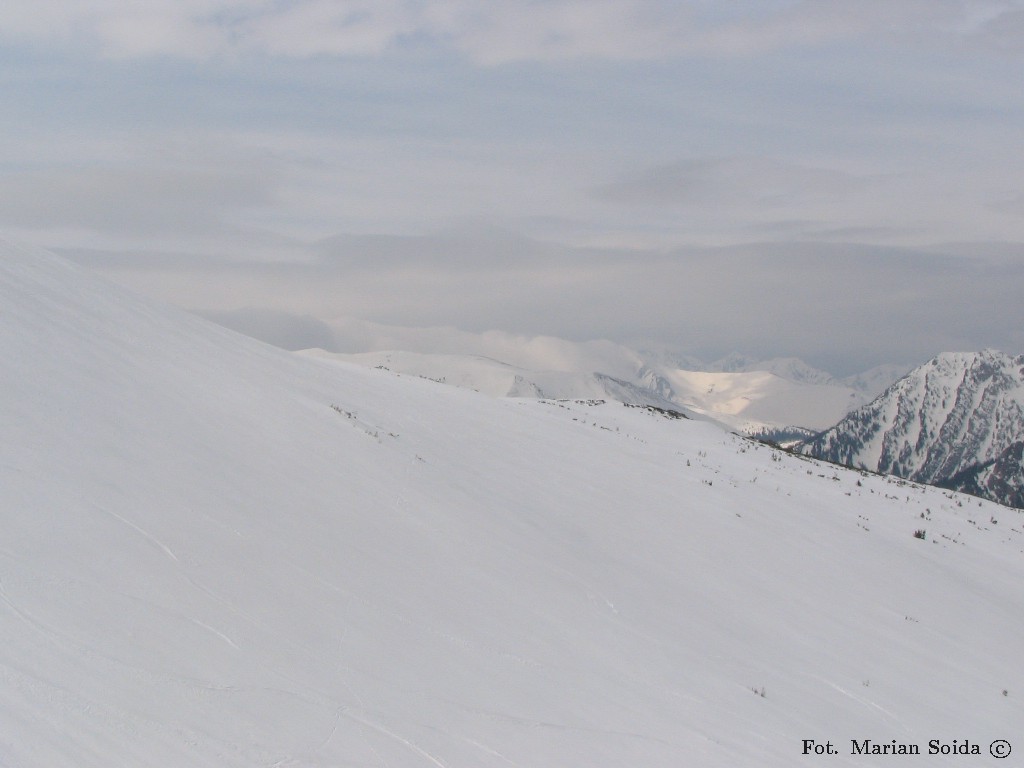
left=5, top=2, right=1024, bottom=374
left=64, top=234, right=1024, bottom=376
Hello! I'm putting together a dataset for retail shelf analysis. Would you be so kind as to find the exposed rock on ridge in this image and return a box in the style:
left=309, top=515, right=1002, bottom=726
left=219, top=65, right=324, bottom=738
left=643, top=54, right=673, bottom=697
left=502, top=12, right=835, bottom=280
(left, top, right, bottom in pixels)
left=799, top=349, right=1024, bottom=507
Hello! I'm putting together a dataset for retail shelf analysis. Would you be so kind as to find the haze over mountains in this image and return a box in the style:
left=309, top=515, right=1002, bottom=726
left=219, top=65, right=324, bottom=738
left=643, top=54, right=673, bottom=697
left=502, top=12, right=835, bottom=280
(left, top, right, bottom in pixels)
left=301, top=341, right=908, bottom=434
left=289, top=318, right=1024, bottom=513
left=4, top=243, right=1024, bottom=765
left=314, top=342, right=1024, bottom=511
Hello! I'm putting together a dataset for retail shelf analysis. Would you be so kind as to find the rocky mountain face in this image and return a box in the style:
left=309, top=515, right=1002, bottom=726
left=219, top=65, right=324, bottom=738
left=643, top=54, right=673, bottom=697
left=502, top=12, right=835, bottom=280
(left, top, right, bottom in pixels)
left=940, top=441, right=1024, bottom=510
left=798, top=350, right=1024, bottom=507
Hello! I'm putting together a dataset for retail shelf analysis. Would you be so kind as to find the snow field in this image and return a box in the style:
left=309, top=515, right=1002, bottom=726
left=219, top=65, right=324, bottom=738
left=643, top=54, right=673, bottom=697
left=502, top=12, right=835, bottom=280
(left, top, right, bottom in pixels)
left=0, top=244, right=1022, bottom=766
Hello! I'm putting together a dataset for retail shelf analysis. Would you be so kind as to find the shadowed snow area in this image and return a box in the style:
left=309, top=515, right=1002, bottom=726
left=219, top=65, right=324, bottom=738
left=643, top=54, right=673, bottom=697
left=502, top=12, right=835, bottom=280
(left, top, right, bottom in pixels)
left=1, top=242, right=1022, bottom=766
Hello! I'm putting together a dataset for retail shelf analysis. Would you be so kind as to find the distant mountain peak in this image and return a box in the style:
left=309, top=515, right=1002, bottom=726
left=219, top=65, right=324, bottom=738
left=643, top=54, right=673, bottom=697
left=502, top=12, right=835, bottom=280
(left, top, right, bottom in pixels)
left=798, top=349, right=1024, bottom=507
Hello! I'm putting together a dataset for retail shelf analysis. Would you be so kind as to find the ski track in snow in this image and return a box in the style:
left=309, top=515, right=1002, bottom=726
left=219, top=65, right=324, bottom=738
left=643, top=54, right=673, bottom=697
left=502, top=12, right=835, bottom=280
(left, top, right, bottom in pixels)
left=96, top=505, right=179, bottom=562
left=0, top=578, right=54, bottom=643
left=186, top=617, right=239, bottom=649
left=810, top=674, right=910, bottom=732
left=447, top=701, right=680, bottom=749
left=546, top=561, right=619, bottom=614
left=460, top=737, right=522, bottom=766
left=341, top=710, right=451, bottom=768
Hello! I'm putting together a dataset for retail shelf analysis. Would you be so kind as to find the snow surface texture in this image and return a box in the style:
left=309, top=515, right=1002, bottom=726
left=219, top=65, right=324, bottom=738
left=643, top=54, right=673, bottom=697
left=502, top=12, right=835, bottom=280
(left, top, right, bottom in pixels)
left=303, top=347, right=888, bottom=433
left=2, top=243, right=1023, bottom=766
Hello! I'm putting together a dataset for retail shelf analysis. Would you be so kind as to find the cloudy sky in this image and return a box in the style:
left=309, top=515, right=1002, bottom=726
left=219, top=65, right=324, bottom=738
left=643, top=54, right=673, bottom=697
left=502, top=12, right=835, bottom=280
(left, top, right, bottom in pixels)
left=4, top=1, right=1024, bottom=374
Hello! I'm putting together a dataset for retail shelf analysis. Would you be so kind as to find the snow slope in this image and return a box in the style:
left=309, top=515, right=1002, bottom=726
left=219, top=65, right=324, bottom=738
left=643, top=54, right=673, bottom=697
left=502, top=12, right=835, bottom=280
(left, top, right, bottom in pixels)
left=2, top=243, right=1023, bottom=766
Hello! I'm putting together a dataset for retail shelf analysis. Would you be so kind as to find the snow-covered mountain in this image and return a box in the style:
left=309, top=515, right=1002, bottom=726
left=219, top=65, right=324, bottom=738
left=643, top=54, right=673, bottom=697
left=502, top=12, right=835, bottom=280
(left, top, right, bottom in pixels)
left=301, top=348, right=688, bottom=413
left=943, top=441, right=1024, bottom=510
left=309, top=347, right=891, bottom=433
left=705, top=353, right=840, bottom=385
left=841, top=362, right=915, bottom=399
left=798, top=350, right=1024, bottom=508
left=3, top=243, right=1023, bottom=766
left=654, top=366, right=863, bottom=432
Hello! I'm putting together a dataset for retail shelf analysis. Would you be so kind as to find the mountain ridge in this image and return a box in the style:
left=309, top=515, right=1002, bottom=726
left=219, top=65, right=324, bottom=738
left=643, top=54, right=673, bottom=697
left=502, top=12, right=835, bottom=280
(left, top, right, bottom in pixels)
left=305, top=346, right=904, bottom=433
left=798, top=349, right=1024, bottom=508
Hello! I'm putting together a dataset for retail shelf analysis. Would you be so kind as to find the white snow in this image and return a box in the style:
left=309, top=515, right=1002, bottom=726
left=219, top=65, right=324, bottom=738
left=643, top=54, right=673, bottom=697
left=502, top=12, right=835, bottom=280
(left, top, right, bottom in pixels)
left=2, top=242, right=1023, bottom=766
left=657, top=367, right=861, bottom=432
left=301, top=349, right=661, bottom=405
left=310, top=349, right=870, bottom=432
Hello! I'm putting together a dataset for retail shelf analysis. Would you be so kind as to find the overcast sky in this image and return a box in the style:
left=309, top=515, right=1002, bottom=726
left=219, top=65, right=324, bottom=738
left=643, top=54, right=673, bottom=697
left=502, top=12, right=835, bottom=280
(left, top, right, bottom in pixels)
left=4, top=1, right=1024, bottom=374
